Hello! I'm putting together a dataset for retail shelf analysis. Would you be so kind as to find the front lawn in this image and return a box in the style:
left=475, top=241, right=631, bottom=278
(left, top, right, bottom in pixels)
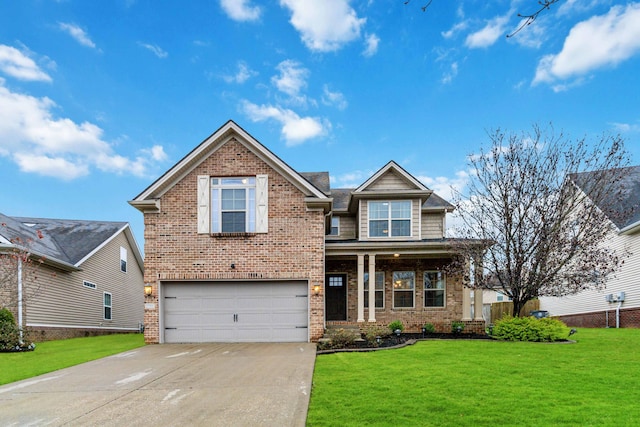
left=308, top=328, right=640, bottom=426
left=0, top=333, right=145, bottom=385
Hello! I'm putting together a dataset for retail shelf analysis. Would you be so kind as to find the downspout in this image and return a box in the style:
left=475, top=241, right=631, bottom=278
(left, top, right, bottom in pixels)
left=17, top=257, right=23, bottom=342
left=616, top=301, right=622, bottom=329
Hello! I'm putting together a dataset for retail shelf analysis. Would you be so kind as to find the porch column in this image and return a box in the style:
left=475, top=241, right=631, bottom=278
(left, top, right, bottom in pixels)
left=368, top=254, right=376, bottom=322
left=462, top=286, right=472, bottom=321
left=473, top=255, right=484, bottom=321
left=357, top=254, right=365, bottom=322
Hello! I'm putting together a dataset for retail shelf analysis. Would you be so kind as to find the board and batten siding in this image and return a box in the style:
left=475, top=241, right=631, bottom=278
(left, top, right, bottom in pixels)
left=421, top=213, right=445, bottom=239
left=25, top=232, right=144, bottom=331
left=539, top=230, right=640, bottom=316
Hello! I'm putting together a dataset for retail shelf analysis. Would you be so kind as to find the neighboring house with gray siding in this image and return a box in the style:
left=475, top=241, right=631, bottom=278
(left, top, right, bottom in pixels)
left=540, top=166, right=640, bottom=328
left=0, top=213, right=144, bottom=340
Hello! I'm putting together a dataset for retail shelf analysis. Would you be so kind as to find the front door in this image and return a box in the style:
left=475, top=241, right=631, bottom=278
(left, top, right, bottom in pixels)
left=326, top=274, right=347, bottom=321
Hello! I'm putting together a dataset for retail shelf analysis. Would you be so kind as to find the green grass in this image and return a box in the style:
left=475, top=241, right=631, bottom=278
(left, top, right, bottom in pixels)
left=308, top=329, right=640, bottom=426
left=0, top=333, right=145, bottom=385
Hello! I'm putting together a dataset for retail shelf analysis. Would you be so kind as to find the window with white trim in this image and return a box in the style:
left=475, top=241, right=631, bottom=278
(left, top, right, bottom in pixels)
left=393, top=271, right=415, bottom=308
left=369, top=201, right=411, bottom=237
left=120, top=247, right=127, bottom=272
left=211, top=177, right=256, bottom=233
left=364, top=271, right=384, bottom=308
left=103, top=292, right=112, bottom=320
left=424, top=271, right=446, bottom=307
left=329, top=216, right=340, bottom=236
left=83, top=280, right=97, bottom=290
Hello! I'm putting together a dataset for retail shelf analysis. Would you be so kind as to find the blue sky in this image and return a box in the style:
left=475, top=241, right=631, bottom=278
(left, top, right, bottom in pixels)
left=1, top=0, right=640, bottom=248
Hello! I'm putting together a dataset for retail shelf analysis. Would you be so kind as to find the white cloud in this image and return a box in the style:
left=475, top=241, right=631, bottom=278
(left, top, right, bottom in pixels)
left=442, top=20, right=468, bottom=39
left=0, top=81, right=166, bottom=180
left=441, top=61, right=458, bottom=84
left=609, top=121, right=640, bottom=133
left=138, top=42, right=168, bottom=58
left=223, top=61, right=257, bottom=84
left=465, top=13, right=511, bottom=48
left=220, top=0, right=261, bottom=22
left=533, top=3, right=640, bottom=85
left=271, top=60, right=309, bottom=97
left=280, top=0, right=366, bottom=52
left=362, top=33, right=379, bottom=57
left=322, top=85, right=348, bottom=110
left=240, top=100, right=326, bottom=146
left=58, top=22, right=97, bottom=49
left=0, top=45, right=52, bottom=82
left=417, top=170, right=469, bottom=203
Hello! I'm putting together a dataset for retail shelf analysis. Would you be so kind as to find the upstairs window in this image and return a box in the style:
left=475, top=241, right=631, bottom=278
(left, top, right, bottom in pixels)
left=211, top=177, right=256, bottom=233
left=329, top=217, right=340, bottom=236
left=369, top=201, right=411, bottom=237
left=424, top=271, right=446, bottom=307
left=120, top=247, right=127, bottom=273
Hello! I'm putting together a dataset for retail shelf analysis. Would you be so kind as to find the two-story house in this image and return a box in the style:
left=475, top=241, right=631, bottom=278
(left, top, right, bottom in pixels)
left=130, top=120, right=484, bottom=343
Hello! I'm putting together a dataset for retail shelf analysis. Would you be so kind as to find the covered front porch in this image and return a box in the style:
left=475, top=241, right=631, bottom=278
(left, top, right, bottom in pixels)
left=323, top=241, right=485, bottom=334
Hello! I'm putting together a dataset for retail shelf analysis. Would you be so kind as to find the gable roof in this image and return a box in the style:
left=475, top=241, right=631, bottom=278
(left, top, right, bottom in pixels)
left=354, top=160, right=430, bottom=193
left=570, top=165, right=640, bottom=234
left=130, top=120, right=330, bottom=212
left=0, top=213, right=143, bottom=272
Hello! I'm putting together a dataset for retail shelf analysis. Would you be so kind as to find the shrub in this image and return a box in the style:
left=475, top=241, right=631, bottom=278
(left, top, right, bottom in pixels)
left=0, top=307, right=34, bottom=352
left=0, top=308, right=15, bottom=325
left=492, top=316, right=570, bottom=342
left=423, top=323, right=436, bottom=333
left=388, top=320, right=404, bottom=333
left=362, top=325, right=390, bottom=347
left=451, top=321, right=465, bottom=333
left=324, top=328, right=358, bottom=349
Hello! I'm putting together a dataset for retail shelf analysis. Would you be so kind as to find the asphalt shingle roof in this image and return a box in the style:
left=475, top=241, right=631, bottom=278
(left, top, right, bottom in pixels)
left=0, top=213, right=127, bottom=266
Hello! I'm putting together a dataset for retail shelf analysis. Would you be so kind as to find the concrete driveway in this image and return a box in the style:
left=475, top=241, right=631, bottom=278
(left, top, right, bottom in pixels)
left=0, top=342, right=316, bottom=427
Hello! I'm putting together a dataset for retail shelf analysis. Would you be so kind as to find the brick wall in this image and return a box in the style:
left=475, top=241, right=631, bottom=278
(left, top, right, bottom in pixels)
left=142, top=138, right=326, bottom=343
left=557, top=307, right=640, bottom=328
left=325, top=257, right=474, bottom=333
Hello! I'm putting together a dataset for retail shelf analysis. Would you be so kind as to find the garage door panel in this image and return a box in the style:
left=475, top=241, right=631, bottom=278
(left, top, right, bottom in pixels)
left=163, top=281, right=308, bottom=343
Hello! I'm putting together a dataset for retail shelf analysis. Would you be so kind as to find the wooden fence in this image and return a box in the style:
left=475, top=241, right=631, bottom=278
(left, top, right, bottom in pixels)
left=490, top=300, right=540, bottom=324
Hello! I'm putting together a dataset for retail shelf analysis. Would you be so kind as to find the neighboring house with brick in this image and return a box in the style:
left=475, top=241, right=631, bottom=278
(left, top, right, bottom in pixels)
left=540, top=166, right=640, bottom=328
left=130, top=120, right=485, bottom=344
left=0, top=213, right=144, bottom=341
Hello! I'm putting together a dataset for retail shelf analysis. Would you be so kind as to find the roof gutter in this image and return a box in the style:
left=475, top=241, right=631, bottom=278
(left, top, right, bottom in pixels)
left=0, top=244, right=80, bottom=272
left=619, top=220, right=640, bottom=235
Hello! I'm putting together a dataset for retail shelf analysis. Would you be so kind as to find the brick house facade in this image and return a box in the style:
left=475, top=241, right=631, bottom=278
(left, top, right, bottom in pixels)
left=131, top=120, right=484, bottom=344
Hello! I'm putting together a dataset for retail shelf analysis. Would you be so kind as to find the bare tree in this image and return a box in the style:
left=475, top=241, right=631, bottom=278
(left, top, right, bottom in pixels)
left=450, top=126, right=632, bottom=317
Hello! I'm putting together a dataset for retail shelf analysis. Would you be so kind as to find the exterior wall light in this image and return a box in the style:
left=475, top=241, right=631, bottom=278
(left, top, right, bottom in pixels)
left=313, top=285, right=321, bottom=296
left=144, top=284, right=153, bottom=296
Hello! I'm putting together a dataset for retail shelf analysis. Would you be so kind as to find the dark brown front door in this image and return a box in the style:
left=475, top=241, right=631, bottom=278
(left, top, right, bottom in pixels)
left=326, top=274, right=347, bottom=321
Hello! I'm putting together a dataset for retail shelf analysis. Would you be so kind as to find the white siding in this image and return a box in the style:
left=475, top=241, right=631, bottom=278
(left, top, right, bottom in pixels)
left=25, top=232, right=144, bottom=330
left=540, top=230, right=640, bottom=316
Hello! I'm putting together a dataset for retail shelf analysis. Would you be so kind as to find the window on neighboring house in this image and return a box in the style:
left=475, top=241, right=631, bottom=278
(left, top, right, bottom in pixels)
left=364, top=271, right=384, bottom=308
left=83, top=281, right=97, bottom=290
left=104, top=292, right=112, bottom=320
left=211, top=177, right=256, bottom=233
left=120, top=247, right=127, bottom=273
left=369, top=201, right=411, bottom=237
left=393, top=271, right=415, bottom=308
left=424, top=271, right=446, bottom=307
left=497, top=293, right=504, bottom=302
left=329, top=216, right=340, bottom=236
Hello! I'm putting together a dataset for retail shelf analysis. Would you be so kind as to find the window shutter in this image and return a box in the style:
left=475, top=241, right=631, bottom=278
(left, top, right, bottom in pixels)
left=197, top=175, right=210, bottom=234
left=256, top=174, right=268, bottom=233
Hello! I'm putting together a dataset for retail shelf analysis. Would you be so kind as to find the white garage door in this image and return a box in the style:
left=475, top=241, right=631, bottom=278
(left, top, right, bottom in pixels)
left=162, top=281, right=309, bottom=343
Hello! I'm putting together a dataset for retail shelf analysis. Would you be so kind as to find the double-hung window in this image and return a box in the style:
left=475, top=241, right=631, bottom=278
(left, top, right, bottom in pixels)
left=120, top=247, right=127, bottom=273
left=329, top=217, right=340, bottom=236
left=364, top=271, right=384, bottom=308
left=369, top=201, right=411, bottom=237
left=393, top=271, right=415, bottom=308
left=424, top=271, right=446, bottom=307
left=211, top=177, right=256, bottom=233
left=103, top=292, right=112, bottom=320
